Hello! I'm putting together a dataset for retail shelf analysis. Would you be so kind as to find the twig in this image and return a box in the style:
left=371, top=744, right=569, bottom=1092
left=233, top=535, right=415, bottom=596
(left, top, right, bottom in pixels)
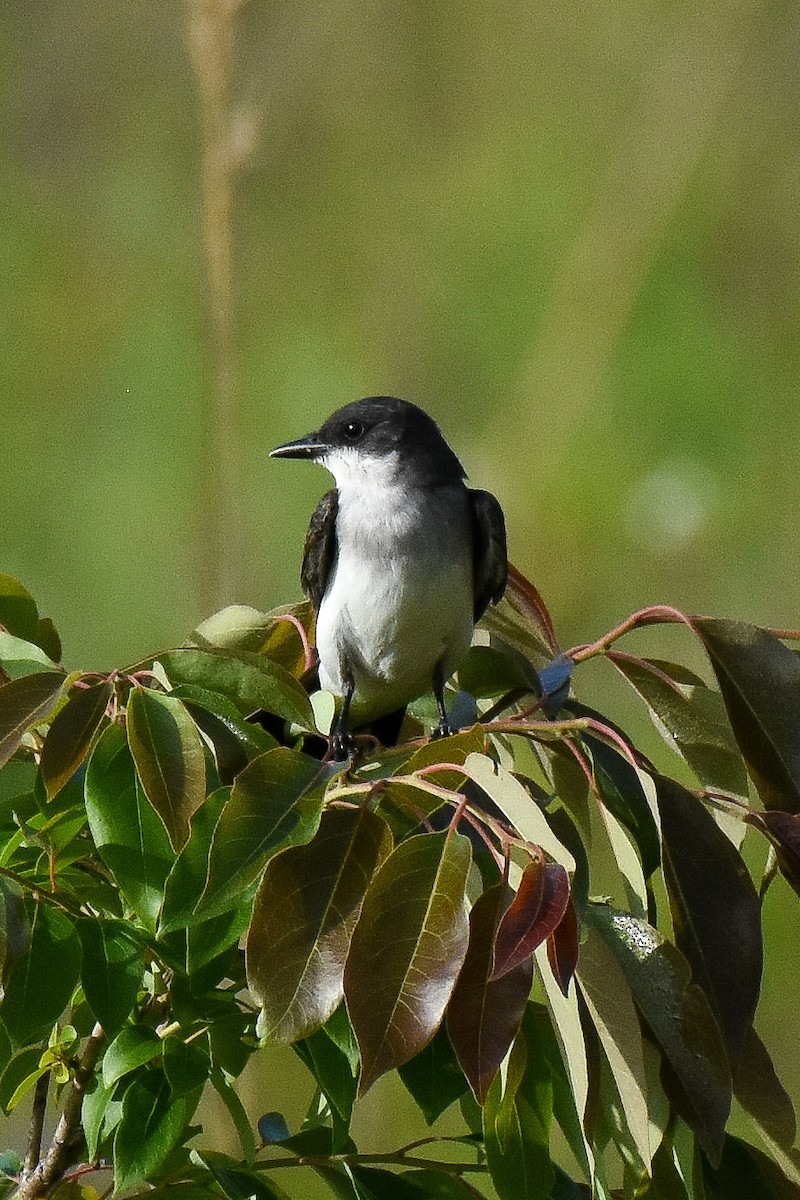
left=14, top=1024, right=105, bottom=1200
left=24, top=1075, right=49, bottom=1175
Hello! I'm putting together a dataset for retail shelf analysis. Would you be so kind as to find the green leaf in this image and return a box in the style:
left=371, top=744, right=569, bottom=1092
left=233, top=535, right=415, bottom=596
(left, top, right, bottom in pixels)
left=447, top=883, right=533, bottom=1104
left=398, top=1023, right=469, bottom=1125
left=0, top=876, right=28, bottom=987
left=0, top=575, right=39, bottom=643
left=344, top=830, right=471, bottom=1093
left=587, top=735, right=661, bottom=881
left=194, top=1151, right=291, bottom=1200
left=158, top=647, right=314, bottom=729
left=163, top=1035, right=210, bottom=1098
left=0, top=1046, right=44, bottom=1113
left=656, top=775, right=762, bottom=1069
left=734, top=1028, right=798, bottom=1165
left=576, top=922, right=652, bottom=1171
left=160, top=788, right=231, bottom=931
left=463, top=753, right=576, bottom=870
left=40, top=681, right=112, bottom=800
left=102, top=1025, right=162, bottom=1088
left=197, top=748, right=333, bottom=920
left=82, top=1073, right=116, bottom=1161
left=483, top=1006, right=556, bottom=1200
left=76, top=918, right=144, bottom=1038
left=748, top=809, right=800, bottom=898
left=247, top=807, right=392, bottom=1044
left=0, top=632, right=56, bottom=680
left=613, top=656, right=749, bottom=798
left=0, top=671, right=65, bottom=769
left=174, top=687, right=276, bottom=782
left=457, top=644, right=536, bottom=699
left=84, top=724, right=173, bottom=930
left=700, top=1133, right=800, bottom=1199
left=694, top=619, right=800, bottom=812
left=127, top=687, right=206, bottom=851
left=1, top=899, right=81, bottom=1049
left=586, top=902, right=731, bottom=1163
left=295, top=1019, right=358, bottom=1141
left=113, top=1068, right=197, bottom=1191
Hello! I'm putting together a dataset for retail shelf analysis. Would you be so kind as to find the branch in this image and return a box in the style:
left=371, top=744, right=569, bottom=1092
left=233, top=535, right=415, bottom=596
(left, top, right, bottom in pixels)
left=13, top=1024, right=105, bottom=1200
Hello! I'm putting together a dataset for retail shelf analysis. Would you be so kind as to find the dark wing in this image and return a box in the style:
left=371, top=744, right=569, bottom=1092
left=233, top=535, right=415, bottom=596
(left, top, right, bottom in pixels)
left=300, top=489, right=338, bottom=614
left=469, top=489, right=508, bottom=622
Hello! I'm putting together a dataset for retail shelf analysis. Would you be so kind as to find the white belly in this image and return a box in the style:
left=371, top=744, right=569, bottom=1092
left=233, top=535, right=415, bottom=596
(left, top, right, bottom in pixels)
left=315, top=483, right=474, bottom=722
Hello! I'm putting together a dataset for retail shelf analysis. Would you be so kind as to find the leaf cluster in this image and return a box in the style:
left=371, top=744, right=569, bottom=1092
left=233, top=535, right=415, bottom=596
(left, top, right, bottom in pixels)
left=0, top=572, right=799, bottom=1200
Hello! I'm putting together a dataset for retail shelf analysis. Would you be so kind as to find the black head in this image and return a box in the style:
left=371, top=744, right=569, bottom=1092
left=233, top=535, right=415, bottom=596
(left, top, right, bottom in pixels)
left=270, top=396, right=465, bottom=487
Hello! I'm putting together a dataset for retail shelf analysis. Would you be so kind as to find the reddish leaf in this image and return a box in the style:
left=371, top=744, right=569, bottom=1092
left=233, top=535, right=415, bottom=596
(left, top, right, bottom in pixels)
left=748, top=810, right=800, bottom=898
left=344, top=830, right=471, bottom=1093
left=491, top=861, right=570, bottom=980
left=246, top=807, right=392, bottom=1044
left=447, top=884, right=533, bottom=1103
left=546, top=894, right=579, bottom=996
left=40, top=681, right=112, bottom=800
left=0, top=671, right=65, bottom=769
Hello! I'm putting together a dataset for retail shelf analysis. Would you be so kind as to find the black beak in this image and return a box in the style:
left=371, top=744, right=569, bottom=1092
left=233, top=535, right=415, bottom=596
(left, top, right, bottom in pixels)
left=269, top=431, right=328, bottom=459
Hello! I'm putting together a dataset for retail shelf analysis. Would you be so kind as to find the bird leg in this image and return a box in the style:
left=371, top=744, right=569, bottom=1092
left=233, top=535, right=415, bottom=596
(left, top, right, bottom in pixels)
left=431, top=659, right=453, bottom=740
left=330, top=665, right=357, bottom=761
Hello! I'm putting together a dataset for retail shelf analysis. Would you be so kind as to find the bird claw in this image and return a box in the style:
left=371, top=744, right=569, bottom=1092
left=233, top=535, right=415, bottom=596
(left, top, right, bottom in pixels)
left=329, top=730, right=356, bottom=761
left=431, top=720, right=454, bottom=741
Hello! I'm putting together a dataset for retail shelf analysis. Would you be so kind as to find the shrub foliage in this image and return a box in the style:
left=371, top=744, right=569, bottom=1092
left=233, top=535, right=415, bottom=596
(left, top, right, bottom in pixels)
left=1, top=568, right=799, bottom=1199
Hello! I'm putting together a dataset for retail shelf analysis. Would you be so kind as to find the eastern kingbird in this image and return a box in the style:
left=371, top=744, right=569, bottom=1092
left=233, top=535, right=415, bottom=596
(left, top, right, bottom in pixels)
left=271, top=396, right=507, bottom=759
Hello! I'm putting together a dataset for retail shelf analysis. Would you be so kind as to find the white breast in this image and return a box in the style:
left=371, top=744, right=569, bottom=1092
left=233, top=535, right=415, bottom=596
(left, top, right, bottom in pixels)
left=314, top=452, right=474, bottom=722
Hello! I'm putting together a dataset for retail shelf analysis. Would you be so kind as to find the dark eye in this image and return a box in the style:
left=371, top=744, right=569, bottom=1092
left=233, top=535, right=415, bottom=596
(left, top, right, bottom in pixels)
left=342, top=420, right=364, bottom=441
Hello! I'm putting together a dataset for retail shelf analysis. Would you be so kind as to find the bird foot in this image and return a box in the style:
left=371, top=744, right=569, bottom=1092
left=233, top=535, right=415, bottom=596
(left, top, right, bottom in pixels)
left=431, top=720, right=454, bottom=741
left=329, top=729, right=356, bottom=761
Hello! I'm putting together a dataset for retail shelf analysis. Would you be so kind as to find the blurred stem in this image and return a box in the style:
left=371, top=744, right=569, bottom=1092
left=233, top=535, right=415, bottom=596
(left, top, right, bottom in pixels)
left=185, top=0, right=243, bottom=611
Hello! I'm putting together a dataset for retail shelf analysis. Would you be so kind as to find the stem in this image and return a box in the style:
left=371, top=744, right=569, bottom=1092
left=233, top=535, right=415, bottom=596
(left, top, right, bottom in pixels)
left=13, top=1024, right=105, bottom=1200
left=568, top=604, right=693, bottom=662
left=24, top=1075, right=49, bottom=1175
left=256, top=1151, right=486, bottom=1175
left=185, top=0, right=243, bottom=612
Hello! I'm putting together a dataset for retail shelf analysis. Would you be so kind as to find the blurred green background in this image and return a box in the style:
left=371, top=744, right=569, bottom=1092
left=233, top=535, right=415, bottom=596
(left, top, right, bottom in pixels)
left=3, top=0, right=800, bottom=1175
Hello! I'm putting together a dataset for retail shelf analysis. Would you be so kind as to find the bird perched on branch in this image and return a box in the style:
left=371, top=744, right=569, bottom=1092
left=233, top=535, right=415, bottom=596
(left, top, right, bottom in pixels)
left=271, top=396, right=507, bottom=759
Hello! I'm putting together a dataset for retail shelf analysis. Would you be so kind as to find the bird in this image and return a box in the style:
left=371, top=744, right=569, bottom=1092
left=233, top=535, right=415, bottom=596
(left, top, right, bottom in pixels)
left=270, top=396, right=507, bottom=760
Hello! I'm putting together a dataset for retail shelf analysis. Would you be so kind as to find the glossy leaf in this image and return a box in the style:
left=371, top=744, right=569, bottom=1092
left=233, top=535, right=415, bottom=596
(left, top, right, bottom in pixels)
left=158, top=647, right=314, bottom=729
left=694, top=618, right=800, bottom=811
left=577, top=922, right=652, bottom=1171
left=1, top=899, right=81, bottom=1049
left=457, top=644, right=536, bottom=699
left=344, top=830, right=471, bottom=1092
left=294, top=1018, right=358, bottom=1141
left=40, top=681, right=112, bottom=800
left=656, top=775, right=762, bottom=1069
left=197, top=748, right=333, bottom=919
left=0, top=632, right=56, bottom=680
left=113, top=1069, right=197, bottom=1191
left=127, top=687, right=206, bottom=851
left=0, top=670, right=65, bottom=769
left=480, top=563, right=560, bottom=660
left=614, top=655, right=749, bottom=798
left=102, top=1026, right=162, bottom=1088
left=492, top=861, right=570, bottom=980
left=76, top=918, right=144, bottom=1038
left=586, top=903, right=731, bottom=1162
left=174, top=687, right=276, bottom=782
left=247, top=806, right=392, bottom=1044
left=447, top=883, right=533, bottom=1103
left=483, top=1006, right=556, bottom=1200
left=84, top=724, right=173, bottom=929
left=196, top=1151, right=291, bottom=1200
